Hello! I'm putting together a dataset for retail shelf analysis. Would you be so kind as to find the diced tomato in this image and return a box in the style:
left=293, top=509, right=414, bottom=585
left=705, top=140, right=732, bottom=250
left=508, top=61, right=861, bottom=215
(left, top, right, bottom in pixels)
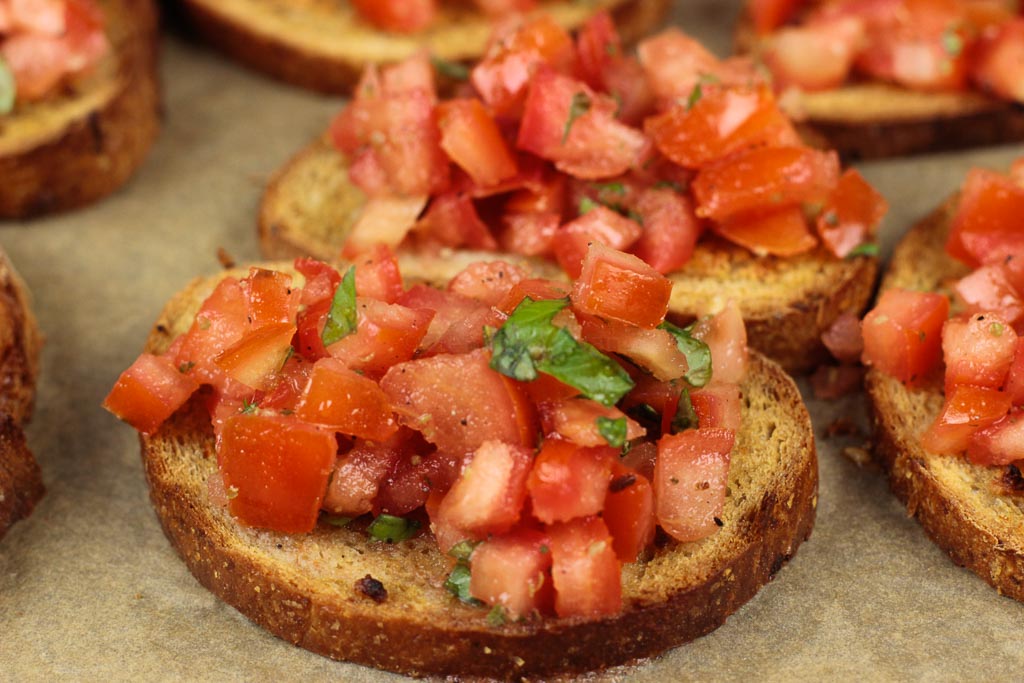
left=862, top=289, right=949, bottom=386
left=294, top=258, right=341, bottom=307
left=714, top=206, right=819, bottom=257
left=322, top=438, right=404, bottom=517
left=415, top=192, right=498, bottom=251
left=343, top=196, right=429, bottom=258
left=380, top=348, right=538, bottom=454
left=398, top=284, right=497, bottom=353
left=473, top=0, right=537, bottom=15
left=497, top=278, right=570, bottom=315
left=953, top=263, right=1024, bottom=326
left=256, top=354, right=314, bottom=413
left=447, top=260, right=527, bottom=307
left=921, top=384, right=1013, bottom=454
left=1, top=33, right=68, bottom=101
left=578, top=314, right=689, bottom=381
left=436, top=440, right=533, bottom=536
left=817, top=169, right=889, bottom=258
left=690, top=382, right=742, bottom=431
left=552, top=205, right=644, bottom=278
left=538, top=397, right=645, bottom=448
left=469, top=528, right=553, bottom=618
left=294, top=358, right=397, bottom=440
left=571, top=243, right=671, bottom=328
left=295, top=298, right=332, bottom=362
left=972, top=18, right=1024, bottom=103
left=218, top=414, right=337, bottom=533
left=942, top=313, right=1018, bottom=392
left=645, top=86, right=801, bottom=169
left=763, top=17, right=863, bottom=91
left=689, top=302, right=749, bottom=385
left=637, top=28, right=726, bottom=104
left=104, top=353, right=199, bottom=434
left=548, top=516, right=621, bottom=618
left=499, top=211, right=561, bottom=257
left=352, top=244, right=404, bottom=304
left=947, top=168, right=1024, bottom=268
left=175, top=278, right=250, bottom=387
left=327, top=299, right=433, bottom=378
left=527, top=439, right=615, bottom=524
left=240, top=268, right=300, bottom=329
left=374, top=447, right=457, bottom=516
left=655, top=428, right=735, bottom=542
left=575, top=11, right=619, bottom=89
left=750, top=0, right=807, bottom=34
left=437, top=99, right=518, bottom=188
left=350, top=0, right=436, bottom=33
left=10, top=0, right=66, bottom=35
left=967, top=408, right=1024, bottom=466
left=1006, top=338, right=1024, bottom=405
left=630, top=187, right=703, bottom=275
left=603, top=462, right=655, bottom=562
left=214, top=323, right=297, bottom=390
left=822, top=311, right=865, bottom=364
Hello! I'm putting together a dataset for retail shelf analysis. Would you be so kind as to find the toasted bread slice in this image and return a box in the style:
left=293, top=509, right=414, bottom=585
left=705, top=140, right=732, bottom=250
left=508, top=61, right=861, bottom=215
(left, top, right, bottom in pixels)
left=0, top=250, right=44, bottom=540
left=259, top=138, right=878, bottom=373
left=138, top=263, right=817, bottom=679
left=0, top=0, right=160, bottom=218
left=865, top=198, right=1024, bottom=601
left=734, top=13, right=1024, bottom=160
left=177, top=0, right=670, bottom=93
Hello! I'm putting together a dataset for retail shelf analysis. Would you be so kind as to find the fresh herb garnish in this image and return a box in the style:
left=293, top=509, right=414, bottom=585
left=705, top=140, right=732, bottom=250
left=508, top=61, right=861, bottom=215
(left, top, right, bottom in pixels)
left=562, top=91, right=592, bottom=143
left=430, top=55, right=470, bottom=81
left=444, top=562, right=483, bottom=606
left=280, top=345, right=294, bottom=369
left=486, top=605, right=507, bottom=627
left=448, top=539, right=479, bottom=562
left=240, top=397, right=259, bottom=414
left=367, top=514, right=420, bottom=542
left=653, top=179, right=684, bottom=192
left=847, top=242, right=879, bottom=258
left=658, top=321, right=712, bottom=388
left=323, top=515, right=353, bottom=528
left=321, top=266, right=358, bottom=347
left=671, top=388, right=698, bottom=433
left=686, top=82, right=704, bottom=110
left=578, top=196, right=600, bottom=215
left=488, top=297, right=635, bottom=407
left=942, top=28, right=963, bottom=57
left=0, top=58, right=14, bottom=115
left=178, top=361, right=195, bottom=374
left=596, top=416, right=628, bottom=448
left=592, top=181, right=626, bottom=195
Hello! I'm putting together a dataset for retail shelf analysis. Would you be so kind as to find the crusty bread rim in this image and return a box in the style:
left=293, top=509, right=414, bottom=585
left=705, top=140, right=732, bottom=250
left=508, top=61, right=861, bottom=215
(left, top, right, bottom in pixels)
left=138, top=263, right=818, bottom=679
left=866, top=197, right=1024, bottom=602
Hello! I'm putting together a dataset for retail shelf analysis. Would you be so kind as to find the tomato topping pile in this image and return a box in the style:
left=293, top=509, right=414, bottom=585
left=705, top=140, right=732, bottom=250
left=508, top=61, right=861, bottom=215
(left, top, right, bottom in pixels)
left=105, top=243, right=750, bottom=621
left=752, top=0, right=1024, bottom=104
left=0, top=0, right=108, bottom=111
left=329, top=13, right=886, bottom=268
left=862, top=161, right=1024, bottom=469
left=351, top=0, right=536, bottom=34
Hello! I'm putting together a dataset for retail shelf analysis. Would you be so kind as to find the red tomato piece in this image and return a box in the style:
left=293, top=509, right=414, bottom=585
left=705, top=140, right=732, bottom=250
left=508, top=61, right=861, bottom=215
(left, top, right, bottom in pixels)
left=240, top=268, right=300, bottom=329
left=499, top=211, right=561, bottom=258
left=322, top=438, right=404, bottom=517
left=810, top=364, right=866, bottom=400
left=218, top=414, right=337, bottom=533
left=375, top=447, right=461, bottom=516
left=255, top=354, right=314, bottom=414
left=351, top=244, right=404, bottom=304
left=437, top=99, right=518, bottom=188
left=637, top=28, right=726, bottom=104
left=350, top=0, right=436, bottom=33
left=415, top=192, right=498, bottom=251
left=295, top=298, right=332, bottom=362
left=343, top=196, right=429, bottom=258
left=327, top=299, right=433, bottom=379
left=821, top=311, right=865, bottom=364
left=714, top=205, right=819, bottom=257
left=548, top=516, right=622, bottom=618
left=953, top=264, right=1024, bottom=326
left=817, top=169, right=889, bottom=258
left=1006, top=338, right=1024, bottom=406
left=497, top=278, right=570, bottom=315
left=469, top=528, right=553, bottom=618
left=693, top=146, right=840, bottom=223
left=603, top=462, right=655, bottom=563
left=214, top=323, right=297, bottom=390
left=571, top=242, right=671, bottom=328
left=527, top=439, right=615, bottom=524
left=655, top=428, right=735, bottom=542
left=175, top=278, right=251, bottom=387
left=294, top=358, right=397, bottom=441
left=967, top=408, right=1024, bottom=466
left=552, top=205, right=644, bottom=278
left=921, top=384, right=1013, bottom=455
left=104, top=353, right=199, bottom=434
left=380, top=348, right=538, bottom=455
left=942, top=313, right=1018, bottom=392
left=446, top=260, right=527, bottom=307
left=578, top=314, right=689, bottom=381
left=862, top=289, right=949, bottom=386
left=947, top=168, right=1024, bottom=268
left=691, top=382, right=742, bottom=431
left=294, top=258, right=341, bottom=307
left=538, top=397, right=645, bottom=448
left=575, top=10, right=619, bottom=89
left=397, top=284, right=496, bottom=353
left=690, top=302, right=749, bottom=385
left=436, top=440, right=533, bottom=536
left=630, top=187, right=703, bottom=274
left=750, top=0, right=806, bottom=33
left=763, top=17, right=863, bottom=91
left=972, top=18, right=1024, bottom=103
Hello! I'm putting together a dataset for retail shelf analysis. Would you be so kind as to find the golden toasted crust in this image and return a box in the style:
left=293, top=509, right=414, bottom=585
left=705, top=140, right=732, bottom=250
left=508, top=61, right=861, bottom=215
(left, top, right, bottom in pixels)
left=258, top=138, right=878, bottom=374
left=177, top=0, right=670, bottom=94
left=0, top=0, right=160, bottom=218
left=865, top=198, right=1024, bottom=602
left=734, top=10, right=1024, bottom=160
left=0, top=250, right=43, bottom=540
left=139, top=264, right=818, bottom=679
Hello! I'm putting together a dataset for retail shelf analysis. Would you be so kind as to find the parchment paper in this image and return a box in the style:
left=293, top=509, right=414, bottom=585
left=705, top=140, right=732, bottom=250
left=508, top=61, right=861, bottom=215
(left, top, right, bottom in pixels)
left=1, top=2, right=1022, bottom=680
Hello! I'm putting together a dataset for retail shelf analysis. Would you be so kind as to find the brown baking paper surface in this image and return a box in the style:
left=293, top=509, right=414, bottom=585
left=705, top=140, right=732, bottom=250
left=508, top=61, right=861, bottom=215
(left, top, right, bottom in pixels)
left=1, top=2, right=1022, bottom=680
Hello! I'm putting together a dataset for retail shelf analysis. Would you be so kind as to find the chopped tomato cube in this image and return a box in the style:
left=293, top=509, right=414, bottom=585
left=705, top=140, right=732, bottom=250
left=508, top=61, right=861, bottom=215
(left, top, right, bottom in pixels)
left=446, top=260, right=527, bottom=307
left=603, top=462, right=655, bottom=562
left=240, top=268, right=300, bottom=329
left=295, top=358, right=397, bottom=441
left=578, top=314, right=689, bottom=381
left=714, top=205, right=818, bottom=257
left=218, top=414, right=337, bottom=533
left=375, top=447, right=461, bottom=516
left=947, top=168, right=1024, bottom=268
left=104, top=353, right=199, bottom=434
left=817, top=169, right=889, bottom=258
left=214, top=322, right=297, bottom=390
left=470, top=528, right=553, bottom=618
left=691, top=382, right=742, bottom=431
left=415, top=193, right=498, bottom=251
left=763, top=17, right=863, bottom=91
left=637, top=28, right=724, bottom=104
left=322, top=438, right=404, bottom=517
left=527, top=439, right=615, bottom=524
left=953, top=264, right=1024, bottom=326
left=750, top=0, right=806, bottom=33
left=352, top=244, right=404, bottom=304
left=967, top=408, right=1024, bottom=466
left=630, top=187, right=703, bottom=275
left=921, top=384, right=1013, bottom=455
left=538, top=397, right=645, bottom=448
left=350, top=0, right=436, bottom=33
left=327, top=299, right=433, bottom=378
left=499, top=211, right=561, bottom=257
left=343, top=196, right=428, bottom=258
left=821, top=311, right=865, bottom=364
left=294, top=258, right=341, bottom=307
left=571, top=242, right=671, bottom=328
left=398, top=284, right=500, bottom=354
left=497, top=278, right=570, bottom=315
left=437, top=99, right=518, bottom=188
left=436, top=440, right=533, bottom=536
left=942, top=313, right=1018, bottom=392
left=548, top=516, right=622, bottom=618
left=575, top=11, right=620, bottom=90
left=862, top=289, right=949, bottom=386
left=689, top=302, right=749, bottom=385
left=175, top=277, right=249, bottom=387
left=655, top=428, right=735, bottom=542
left=552, top=205, right=643, bottom=278
left=1006, top=338, right=1024, bottom=406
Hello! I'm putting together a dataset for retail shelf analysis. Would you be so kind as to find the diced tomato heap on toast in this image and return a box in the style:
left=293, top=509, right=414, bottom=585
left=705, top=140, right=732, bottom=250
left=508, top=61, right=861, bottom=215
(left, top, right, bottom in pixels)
left=351, top=0, right=537, bottom=34
left=862, top=161, right=1024, bottom=468
left=329, top=13, right=886, bottom=268
left=105, top=243, right=750, bottom=621
left=751, top=0, right=1024, bottom=105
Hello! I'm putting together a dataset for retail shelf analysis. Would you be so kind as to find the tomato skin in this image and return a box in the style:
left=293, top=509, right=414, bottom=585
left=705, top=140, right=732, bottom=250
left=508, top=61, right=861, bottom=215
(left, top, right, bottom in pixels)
left=578, top=314, right=689, bottom=382
left=218, top=414, right=337, bottom=533
left=942, top=313, right=1018, bottom=393
left=104, top=353, right=200, bottom=434
left=350, top=0, right=436, bottom=33
left=603, top=462, right=655, bottom=562
left=947, top=168, right=1024, bottom=268
left=527, top=439, right=615, bottom=524
left=572, top=242, right=671, bottom=329
left=343, top=196, right=429, bottom=259
left=436, top=440, right=533, bottom=536
left=294, top=358, right=398, bottom=441
left=714, top=205, right=818, bottom=257
left=552, top=205, right=643, bottom=278
left=497, top=277, right=570, bottom=315
left=538, top=398, right=645, bottom=448
left=240, top=268, right=300, bottom=328
left=862, top=289, right=949, bottom=386
left=967, top=408, right=1024, bottom=466
left=690, top=302, right=749, bottom=385
left=921, top=384, right=1013, bottom=455
left=175, top=278, right=250, bottom=388
left=327, top=299, right=434, bottom=379
left=437, top=99, right=518, bottom=188
left=214, top=322, right=297, bottom=390
left=817, top=169, right=889, bottom=258
left=548, top=516, right=622, bottom=618
left=630, top=187, right=703, bottom=275
left=470, top=528, right=553, bottom=618
left=655, top=428, right=735, bottom=542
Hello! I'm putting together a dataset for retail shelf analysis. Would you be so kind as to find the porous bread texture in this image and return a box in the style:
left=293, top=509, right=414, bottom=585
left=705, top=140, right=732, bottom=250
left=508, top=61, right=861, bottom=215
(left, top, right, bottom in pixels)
left=866, top=198, right=1024, bottom=601
left=139, top=264, right=818, bottom=679
left=177, top=0, right=671, bottom=94
left=0, top=250, right=44, bottom=540
left=258, top=138, right=878, bottom=374
left=0, top=0, right=160, bottom=218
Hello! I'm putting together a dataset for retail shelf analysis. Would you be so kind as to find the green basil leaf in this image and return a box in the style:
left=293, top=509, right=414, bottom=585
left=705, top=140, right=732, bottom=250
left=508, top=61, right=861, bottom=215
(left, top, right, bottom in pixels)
left=0, top=58, right=14, bottom=115
left=367, top=514, right=419, bottom=542
left=448, top=539, right=479, bottom=562
left=562, top=91, right=592, bottom=143
left=596, top=416, right=627, bottom=448
left=847, top=242, right=879, bottom=258
left=671, top=388, right=698, bottom=433
left=658, top=321, right=712, bottom=388
left=430, top=55, right=470, bottom=81
left=486, top=605, right=507, bottom=627
left=444, top=562, right=483, bottom=606
left=321, top=266, right=358, bottom=347
left=323, top=515, right=353, bottom=528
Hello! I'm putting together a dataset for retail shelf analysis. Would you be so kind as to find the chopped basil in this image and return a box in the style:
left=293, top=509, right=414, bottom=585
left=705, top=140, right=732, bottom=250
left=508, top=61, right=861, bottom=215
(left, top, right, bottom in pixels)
left=448, top=539, right=479, bottom=562
left=592, top=181, right=626, bottom=196
left=323, top=515, right=353, bottom=528
left=178, top=361, right=195, bottom=374
left=658, top=321, right=712, bottom=388
left=240, top=397, right=258, bottom=414
left=686, top=82, right=704, bottom=110
left=430, top=55, right=470, bottom=81
left=847, top=242, right=879, bottom=258
left=596, top=416, right=628, bottom=448
left=653, top=179, right=684, bottom=192
left=991, top=322, right=1006, bottom=337
left=0, top=58, right=13, bottom=115
left=672, top=388, right=698, bottom=433
left=942, top=29, right=963, bottom=57
left=280, top=345, right=294, bottom=369
left=489, top=297, right=635, bottom=407
left=367, top=514, right=419, bottom=542
left=578, top=196, right=600, bottom=215
left=562, top=91, right=592, bottom=143
left=444, top=562, right=483, bottom=606
left=321, top=266, right=358, bottom=347
left=486, top=605, right=507, bottom=627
